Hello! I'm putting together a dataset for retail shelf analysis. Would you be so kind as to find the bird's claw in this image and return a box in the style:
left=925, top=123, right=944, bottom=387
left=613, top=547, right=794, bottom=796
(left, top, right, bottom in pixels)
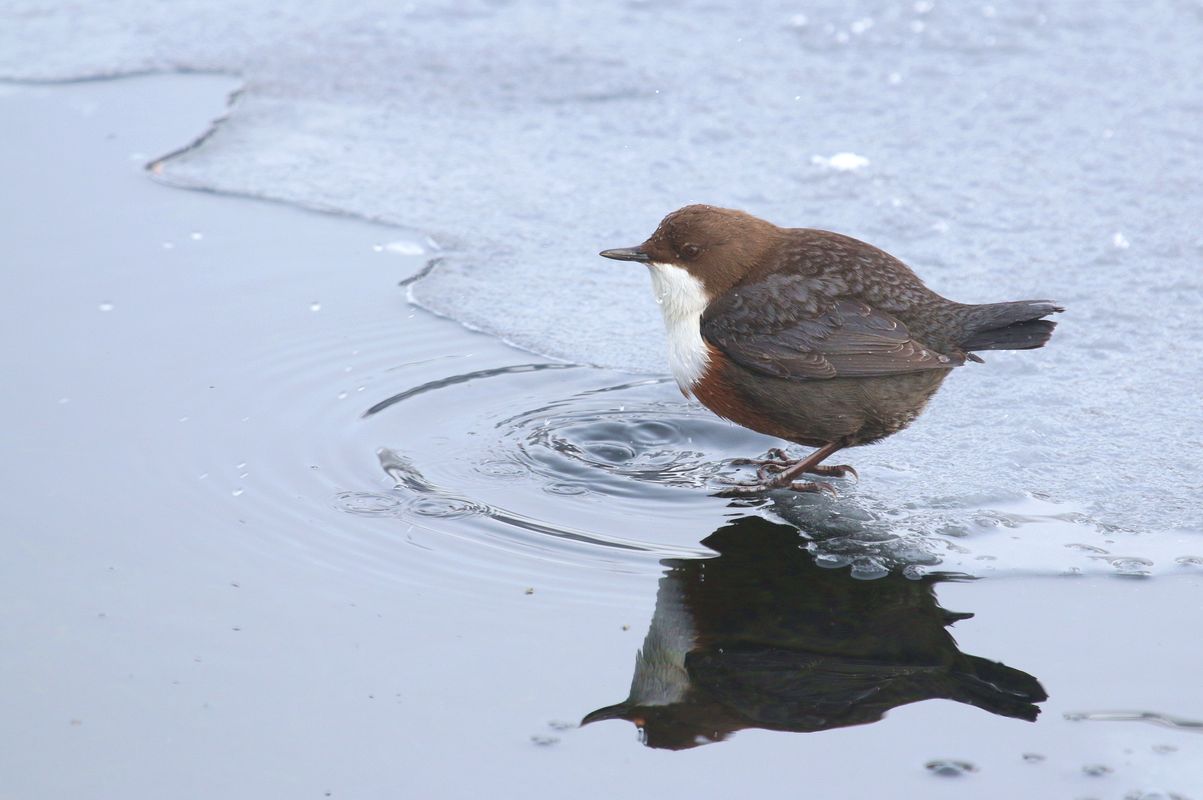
left=806, top=463, right=858, bottom=482
left=756, top=462, right=793, bottom=480
left=721, top=449, right=851, bottom=497
left=713, top=484, right=762, bottom=498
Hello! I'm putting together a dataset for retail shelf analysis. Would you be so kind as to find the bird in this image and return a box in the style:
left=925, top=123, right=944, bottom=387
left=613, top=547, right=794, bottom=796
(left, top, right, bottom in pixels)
left=600, top=204, right=1062, bottom=496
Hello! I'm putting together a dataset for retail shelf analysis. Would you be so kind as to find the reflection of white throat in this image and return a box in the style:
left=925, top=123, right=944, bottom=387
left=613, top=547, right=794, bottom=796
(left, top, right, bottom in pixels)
left=647, top=263, right=711, bottom=396
left=628, top=575, right=696, bottom=706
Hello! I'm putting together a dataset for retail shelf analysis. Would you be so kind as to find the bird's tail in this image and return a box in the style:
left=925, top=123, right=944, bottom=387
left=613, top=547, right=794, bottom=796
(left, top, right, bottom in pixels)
left=957, top=300, right=1064, bottom=352
left=946, top=655, right=1049, bottom=721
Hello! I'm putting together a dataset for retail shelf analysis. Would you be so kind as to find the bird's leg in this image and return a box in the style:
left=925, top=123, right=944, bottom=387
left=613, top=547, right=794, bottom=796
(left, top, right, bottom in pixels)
left=717, top=442, right=847, bottom=497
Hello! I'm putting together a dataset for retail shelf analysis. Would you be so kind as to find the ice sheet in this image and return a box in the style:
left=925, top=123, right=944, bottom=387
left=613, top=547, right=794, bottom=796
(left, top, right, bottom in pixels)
left=3, top=1, right=1200, bottom=537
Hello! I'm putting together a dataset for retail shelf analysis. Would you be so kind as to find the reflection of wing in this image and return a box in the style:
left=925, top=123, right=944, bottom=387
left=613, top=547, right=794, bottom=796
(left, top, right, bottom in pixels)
left=687, top=649, right=940, bottom=726
left=687, top=648, right=1046, bottom=726
left=702, top=279, right=963, bottom=380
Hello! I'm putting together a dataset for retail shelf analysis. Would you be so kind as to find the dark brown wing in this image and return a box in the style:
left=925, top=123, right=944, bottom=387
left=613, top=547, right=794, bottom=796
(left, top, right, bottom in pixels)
left=701, top=278, right=962, bottom=381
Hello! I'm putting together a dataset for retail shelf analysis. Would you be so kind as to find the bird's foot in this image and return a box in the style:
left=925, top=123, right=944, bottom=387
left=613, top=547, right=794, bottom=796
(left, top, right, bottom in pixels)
left=720, top=443, right=849, bottom=497
left=715, top=477, right=838, bottom=499
left=730, top=451, right=858, bottom=482
left=805, top=464, right=858, bottom=482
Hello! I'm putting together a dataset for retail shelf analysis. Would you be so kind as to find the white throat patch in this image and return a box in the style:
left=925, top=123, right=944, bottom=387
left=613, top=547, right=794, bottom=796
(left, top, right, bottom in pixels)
left=647, top=263, right=711, bottom=395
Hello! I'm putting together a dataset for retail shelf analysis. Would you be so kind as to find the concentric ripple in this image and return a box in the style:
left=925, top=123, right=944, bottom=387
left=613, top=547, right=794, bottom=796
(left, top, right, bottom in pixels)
left=356, top=366, right=774, bottom=566
left=493, top=379, right=765, bottom=496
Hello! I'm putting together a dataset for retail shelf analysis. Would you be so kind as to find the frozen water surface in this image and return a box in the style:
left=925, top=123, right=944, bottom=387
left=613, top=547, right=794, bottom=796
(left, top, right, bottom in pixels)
left=3, top=1, right=1200, bottom=540
left=2, top=3, right=1203, bottom=797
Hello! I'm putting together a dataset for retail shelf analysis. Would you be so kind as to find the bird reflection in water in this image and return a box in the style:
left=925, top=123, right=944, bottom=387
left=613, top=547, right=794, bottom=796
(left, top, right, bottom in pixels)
left=582, top=516, right=1047, bottom=749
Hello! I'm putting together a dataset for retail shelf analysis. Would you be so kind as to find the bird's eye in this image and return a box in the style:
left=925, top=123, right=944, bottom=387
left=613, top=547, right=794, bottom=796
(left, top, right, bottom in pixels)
left=680, top=243, right=701, bottom=259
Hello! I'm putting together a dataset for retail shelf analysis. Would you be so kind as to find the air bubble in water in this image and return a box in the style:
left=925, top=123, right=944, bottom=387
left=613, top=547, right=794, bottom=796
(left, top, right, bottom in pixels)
left=1107, top=556, right=1153, bottom=576
left=925, top=759, right=976, bottom=777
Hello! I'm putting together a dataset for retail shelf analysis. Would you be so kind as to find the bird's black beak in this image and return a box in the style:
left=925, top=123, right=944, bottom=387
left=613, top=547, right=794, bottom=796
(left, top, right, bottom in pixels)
left=599, top=247, right=650, bottom=263
left=581, top=702, right=634, bottom=726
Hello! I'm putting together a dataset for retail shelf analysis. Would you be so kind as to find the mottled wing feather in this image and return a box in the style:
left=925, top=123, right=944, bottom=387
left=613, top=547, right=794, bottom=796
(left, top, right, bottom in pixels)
left=701, top=280, right=961, bottom=381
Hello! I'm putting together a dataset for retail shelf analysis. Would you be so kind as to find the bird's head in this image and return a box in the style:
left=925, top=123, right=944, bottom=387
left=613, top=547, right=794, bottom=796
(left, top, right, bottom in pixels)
left=600, top=204, right=781, bottom=297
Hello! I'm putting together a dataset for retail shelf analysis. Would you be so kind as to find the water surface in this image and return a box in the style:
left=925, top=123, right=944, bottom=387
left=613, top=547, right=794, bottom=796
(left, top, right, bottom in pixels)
left=2, top=75, right=1202, bottom=800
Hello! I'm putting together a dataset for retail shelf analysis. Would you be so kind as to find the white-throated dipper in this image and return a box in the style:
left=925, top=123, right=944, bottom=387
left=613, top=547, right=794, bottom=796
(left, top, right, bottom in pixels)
left=601, top=205, right=1063, bottom=496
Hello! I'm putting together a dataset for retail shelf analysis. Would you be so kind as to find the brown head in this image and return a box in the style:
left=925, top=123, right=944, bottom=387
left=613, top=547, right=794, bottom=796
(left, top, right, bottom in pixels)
left=581, top=700, right=740, bottom=750
left=600, top=205, right=782, bottom=297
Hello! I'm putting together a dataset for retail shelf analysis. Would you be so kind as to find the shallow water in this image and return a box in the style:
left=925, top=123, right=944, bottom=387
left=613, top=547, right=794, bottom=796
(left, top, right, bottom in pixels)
left=2, top=74, right=1203, bottom=800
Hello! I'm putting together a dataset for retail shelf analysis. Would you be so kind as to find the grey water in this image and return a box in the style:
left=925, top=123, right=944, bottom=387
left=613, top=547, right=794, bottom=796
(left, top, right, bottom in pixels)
left=2, top=2, right=1203, bottom=798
